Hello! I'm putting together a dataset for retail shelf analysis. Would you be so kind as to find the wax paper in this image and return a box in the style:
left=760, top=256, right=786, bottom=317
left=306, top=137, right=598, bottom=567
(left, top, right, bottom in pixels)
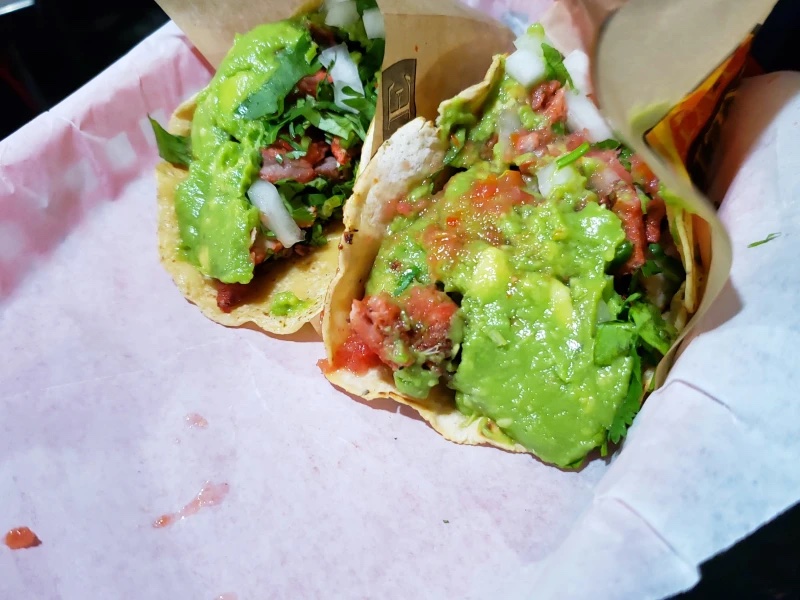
left=1, top=2, right=798, bottom=599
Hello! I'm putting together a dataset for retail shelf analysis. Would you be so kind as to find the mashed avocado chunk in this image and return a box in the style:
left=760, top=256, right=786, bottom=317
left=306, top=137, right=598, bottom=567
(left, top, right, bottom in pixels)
left=270, top=291, right=311, bottom=316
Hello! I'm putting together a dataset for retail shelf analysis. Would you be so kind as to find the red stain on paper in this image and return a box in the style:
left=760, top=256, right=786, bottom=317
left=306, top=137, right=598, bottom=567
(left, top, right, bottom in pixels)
left=5, top=527, right=41, bottom=550
left=153, top=482, right=229, bottom=528
left=185, top=413, right=209, bottom=429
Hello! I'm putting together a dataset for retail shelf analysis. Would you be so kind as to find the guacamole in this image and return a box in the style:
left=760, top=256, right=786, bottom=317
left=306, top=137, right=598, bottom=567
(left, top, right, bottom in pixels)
left=152, top=5, right=384, bottom=312
left=344, top=42, right=681, bottom=467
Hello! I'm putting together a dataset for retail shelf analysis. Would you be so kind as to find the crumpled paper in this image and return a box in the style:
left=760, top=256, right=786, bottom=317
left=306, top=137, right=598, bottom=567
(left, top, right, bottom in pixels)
left=1, top=2, right=798, bottom=599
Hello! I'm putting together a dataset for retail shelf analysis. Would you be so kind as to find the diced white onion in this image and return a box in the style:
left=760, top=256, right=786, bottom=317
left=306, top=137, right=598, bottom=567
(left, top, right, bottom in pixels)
left=362, top=7, right=385, bottom=39
left=536, top=162, right=581, bottom=200
left=513, top=31, right=551, bottom=53
left=247, top=180, right=304, bottom=248
left=324, top=0, right=359, bottom=28
left=563, top=50, right=591, bottom=95
left=536, top=161, right=557, bottom=199
left=505, top=48, right=547, bottom=88
left=565, top=91, right=614, bottom=143
left=497, top=107, right=522, bottom=162
left=319, top=44, right=365, bottom=114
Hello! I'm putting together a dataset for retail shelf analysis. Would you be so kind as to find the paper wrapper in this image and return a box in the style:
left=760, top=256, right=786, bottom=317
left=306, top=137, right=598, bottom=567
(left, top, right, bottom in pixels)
left=1, top=2, right=798, bottom=599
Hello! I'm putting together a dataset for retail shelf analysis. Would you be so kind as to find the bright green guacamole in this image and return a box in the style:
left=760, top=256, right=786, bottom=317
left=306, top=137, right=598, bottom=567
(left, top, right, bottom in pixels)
left=366, top=164, right=632, bottom=466
left=155, top=5, right=384, bottom=290
left=357, top=47, right=680, bottom=467
left=176, top=22, right=304, bottom=284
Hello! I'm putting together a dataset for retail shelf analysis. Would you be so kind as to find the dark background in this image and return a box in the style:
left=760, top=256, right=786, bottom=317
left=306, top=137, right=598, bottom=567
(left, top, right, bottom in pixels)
left=1, top=1, right=799, bottom=597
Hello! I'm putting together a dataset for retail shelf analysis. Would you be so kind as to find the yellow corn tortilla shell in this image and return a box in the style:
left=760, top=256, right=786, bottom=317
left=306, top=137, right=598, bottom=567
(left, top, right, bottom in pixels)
left=321, top=56, right=706, bottom=455
left=156, top=97, right=375, bottom=335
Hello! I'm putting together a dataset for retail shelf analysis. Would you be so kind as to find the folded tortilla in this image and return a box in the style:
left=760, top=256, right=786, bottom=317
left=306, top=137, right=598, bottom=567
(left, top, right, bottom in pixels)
left=321, top=55, right=706, bottom=462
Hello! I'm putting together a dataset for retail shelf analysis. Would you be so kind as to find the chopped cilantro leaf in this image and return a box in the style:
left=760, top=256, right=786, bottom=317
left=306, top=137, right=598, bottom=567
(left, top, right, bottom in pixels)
left=610, top=240, right=633, bottom=270
left=395, top=265, right=422, bottom=296
left=748, top=232, right=781, bottom=248
left=628, top=301, right=676, bottom=355
left=149, top=117, right=191, bottom=166
left=238, top=33, right=316, bottom=120
left=592, top=139, right=621, bottom=151
left=342, top=85, right=376, bottom=122
left=618, top=147, right=634, bottom=171
left=594, top=322, right=636, bottom=366
left=541, top=43, right=573, bottom=89
left=608, top=347, right=642, bottom=444
left=640, top=259, right=662, bottom=278
left=551, top=121, right=566, bottom=135
left=309, top=223, right=328, bottom=246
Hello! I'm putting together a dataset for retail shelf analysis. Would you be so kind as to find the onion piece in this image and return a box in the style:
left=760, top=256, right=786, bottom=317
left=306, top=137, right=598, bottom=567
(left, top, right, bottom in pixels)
left=319, top=44, right=365, bottom=114
left=513, top=30, right=551, bottom=53
left=247, top=180, right=305, bottom=248
left=565, top=91, right=614, bottom=143
left=497, top=107, right=522, bottom=162
left=362, top=8, right=385, bottom=39
left=325, top=0, right=359, bottom=28
left=505, top=48, right=547, bottom=88
left=563, top=50, right=591, bottom=95
left=536, top=161, right=582, bottom=200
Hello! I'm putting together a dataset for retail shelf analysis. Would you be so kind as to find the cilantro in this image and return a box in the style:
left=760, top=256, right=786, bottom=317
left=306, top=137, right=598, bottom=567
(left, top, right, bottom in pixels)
left=291, top=206, right=316, bottom=228
left=541, top=43, right=573, bottom=89
left=238, top=33, right=316, bottom=120
left=608, top=347, right=642, bottom=444
left=592, top=139, right=621, bottom=151
left=605, top=290, right=641, bottom=318
left=640, top=259, right=662, bottom=278
left=628, top=301, right=676, bottom=355
left=618, top=147, right=634, bottom=171
left=443, top=519, right=450, bottom=524
left=638, top=243, right=684, bottom=283
left=342, top=85, right=376, bottom=122
left=748, top=232, right=781, bottom=248
left=551, top=121, right=566, bottom=135
left=610, top=240, right=633, bottom=270
left=395, top=265, right=422, bottom=296
left=359, top=38, right=385, bottom=82
left=355, top=0, right=379, bottom=11
left=149, top=116, right=191, bottom=167
left=594, top=322, right=636, bottom=366
left=309, top=223, right=328, bottom=246
left=556, top=142, right=590, bottom=168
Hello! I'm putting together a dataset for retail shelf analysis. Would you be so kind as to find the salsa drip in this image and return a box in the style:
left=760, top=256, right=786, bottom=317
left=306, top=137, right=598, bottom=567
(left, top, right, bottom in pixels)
left=5, top=527, right=42, bottom=550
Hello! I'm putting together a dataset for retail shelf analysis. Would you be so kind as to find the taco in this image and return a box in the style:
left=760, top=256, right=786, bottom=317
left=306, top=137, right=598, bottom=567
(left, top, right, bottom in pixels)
left=321, top=25, right=705, bottom=468
left=152, top=0, right=385, bottom=334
